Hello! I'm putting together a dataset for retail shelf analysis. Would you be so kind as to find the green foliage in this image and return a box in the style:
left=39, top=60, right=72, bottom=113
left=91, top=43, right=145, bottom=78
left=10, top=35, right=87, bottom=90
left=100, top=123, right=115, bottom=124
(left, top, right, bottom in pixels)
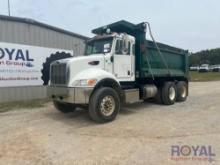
left=190, top=71, right=220, bottom=82
left=189, top=48, right=220, bottom=66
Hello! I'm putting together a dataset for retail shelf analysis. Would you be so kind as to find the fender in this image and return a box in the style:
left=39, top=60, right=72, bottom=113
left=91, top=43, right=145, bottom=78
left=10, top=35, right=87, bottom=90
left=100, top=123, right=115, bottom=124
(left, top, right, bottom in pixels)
left=69, top=68, right=119, bottom=87
left=93, top=77, right=123, bottom=102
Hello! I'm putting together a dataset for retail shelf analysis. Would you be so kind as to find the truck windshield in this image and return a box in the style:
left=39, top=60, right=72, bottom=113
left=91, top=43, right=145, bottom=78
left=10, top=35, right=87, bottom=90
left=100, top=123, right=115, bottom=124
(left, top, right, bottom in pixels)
left=85, top=37, right=113, bottom=55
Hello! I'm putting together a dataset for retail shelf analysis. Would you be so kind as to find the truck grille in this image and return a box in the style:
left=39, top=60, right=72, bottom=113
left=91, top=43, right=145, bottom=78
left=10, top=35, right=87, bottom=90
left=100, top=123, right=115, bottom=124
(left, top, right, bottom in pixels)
left=50, top=63, right=68, bottom=85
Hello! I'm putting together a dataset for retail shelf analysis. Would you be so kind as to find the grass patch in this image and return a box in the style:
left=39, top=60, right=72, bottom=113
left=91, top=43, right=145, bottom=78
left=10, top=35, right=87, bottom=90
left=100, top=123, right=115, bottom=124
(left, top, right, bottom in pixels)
left=0, top=99, right=50, bottom=113
left=190, top=71, right=220, bottom=82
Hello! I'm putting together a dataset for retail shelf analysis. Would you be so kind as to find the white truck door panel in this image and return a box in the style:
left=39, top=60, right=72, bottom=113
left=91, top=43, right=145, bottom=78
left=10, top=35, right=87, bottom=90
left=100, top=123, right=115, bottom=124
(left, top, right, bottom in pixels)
left=113, top=38, right=135, bottom=81
left=114, top=55, right=132, bottom=78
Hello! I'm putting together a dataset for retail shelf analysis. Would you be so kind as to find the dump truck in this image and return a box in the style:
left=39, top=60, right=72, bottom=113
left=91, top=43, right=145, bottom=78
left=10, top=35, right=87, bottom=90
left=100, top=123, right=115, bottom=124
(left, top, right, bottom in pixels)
left=48, top=20, right=189, bottom=123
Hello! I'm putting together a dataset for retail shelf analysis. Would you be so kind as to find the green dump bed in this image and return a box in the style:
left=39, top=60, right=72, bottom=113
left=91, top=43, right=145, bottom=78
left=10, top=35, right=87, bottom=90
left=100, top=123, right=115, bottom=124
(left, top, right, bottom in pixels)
left=92, top=20, right=189, bottom=79
left=138, top=40, right=188, bottom=79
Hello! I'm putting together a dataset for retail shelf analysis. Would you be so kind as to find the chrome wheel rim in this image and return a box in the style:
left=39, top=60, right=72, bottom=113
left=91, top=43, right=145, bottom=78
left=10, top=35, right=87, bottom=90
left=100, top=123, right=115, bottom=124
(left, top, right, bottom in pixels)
left=100, top=95, right=115, bottom=116
left=169, top=86, right=176, bottom=101
left=181, top=86, right=187, bottom=98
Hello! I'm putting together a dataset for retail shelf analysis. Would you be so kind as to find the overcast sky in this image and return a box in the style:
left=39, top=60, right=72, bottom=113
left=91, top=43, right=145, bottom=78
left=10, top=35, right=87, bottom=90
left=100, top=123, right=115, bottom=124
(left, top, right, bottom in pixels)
left=0, top=0, right=219, bottom=52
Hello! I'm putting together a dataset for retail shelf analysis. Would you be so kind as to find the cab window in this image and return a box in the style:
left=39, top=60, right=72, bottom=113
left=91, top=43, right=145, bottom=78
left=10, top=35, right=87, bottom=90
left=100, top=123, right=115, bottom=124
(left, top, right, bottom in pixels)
left=115, top=39, right=130, bottom=55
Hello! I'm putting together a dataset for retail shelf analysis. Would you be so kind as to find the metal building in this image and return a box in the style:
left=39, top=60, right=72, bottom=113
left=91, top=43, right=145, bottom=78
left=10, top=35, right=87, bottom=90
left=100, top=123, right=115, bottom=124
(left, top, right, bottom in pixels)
left=0, top=15, right=89, bottom=103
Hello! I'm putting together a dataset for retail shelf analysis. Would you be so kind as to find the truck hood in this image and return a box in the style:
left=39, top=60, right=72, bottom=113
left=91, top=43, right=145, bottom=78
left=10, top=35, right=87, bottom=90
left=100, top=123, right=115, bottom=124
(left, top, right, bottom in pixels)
left=64, top=55, right=105, bottom=84
left=57, top=55, right=103, bottom=63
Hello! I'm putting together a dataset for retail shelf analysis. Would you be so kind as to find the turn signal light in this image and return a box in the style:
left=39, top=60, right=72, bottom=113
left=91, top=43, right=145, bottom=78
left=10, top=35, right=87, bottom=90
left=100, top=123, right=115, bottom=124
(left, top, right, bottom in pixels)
left=87, top=79, right=96, bottom=86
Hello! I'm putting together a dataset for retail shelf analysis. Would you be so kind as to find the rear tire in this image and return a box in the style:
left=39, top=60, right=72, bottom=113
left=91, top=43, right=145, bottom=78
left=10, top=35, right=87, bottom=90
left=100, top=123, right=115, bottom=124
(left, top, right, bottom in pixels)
left=89, top=87, right=120, bottom=123
left=154, top=86, right=162, bottom=104
left=53, top=101, right=75, bottom=113
left=176, top=81, right=188, bottom=102
left=161, top=82, right=177, bottom=105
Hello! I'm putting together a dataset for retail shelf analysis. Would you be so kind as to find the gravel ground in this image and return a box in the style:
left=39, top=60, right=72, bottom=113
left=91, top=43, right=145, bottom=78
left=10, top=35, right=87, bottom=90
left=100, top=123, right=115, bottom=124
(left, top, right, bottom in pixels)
left=0, top=81, right=220, bottom=165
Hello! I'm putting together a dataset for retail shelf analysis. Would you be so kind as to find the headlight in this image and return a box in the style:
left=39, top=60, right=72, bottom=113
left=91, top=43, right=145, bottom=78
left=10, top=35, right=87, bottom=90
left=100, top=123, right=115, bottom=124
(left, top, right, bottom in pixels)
left=72, top=79, right=97, bottom=87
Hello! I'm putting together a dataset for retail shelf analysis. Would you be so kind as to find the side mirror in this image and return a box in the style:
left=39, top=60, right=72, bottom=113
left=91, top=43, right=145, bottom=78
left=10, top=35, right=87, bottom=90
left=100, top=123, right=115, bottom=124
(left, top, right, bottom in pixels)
left=115, top=40, right=122, bottom=54
left=122, top=40, right=128, bottom=54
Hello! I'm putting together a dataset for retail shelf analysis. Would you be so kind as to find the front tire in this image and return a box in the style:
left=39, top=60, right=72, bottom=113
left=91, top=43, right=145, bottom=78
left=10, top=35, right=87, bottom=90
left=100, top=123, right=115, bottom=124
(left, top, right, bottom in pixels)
left=89, top=87, right=120, bottom=123
left=53, top=101, right=75, bottom=113
left=161, top=82, right=177, bottom=105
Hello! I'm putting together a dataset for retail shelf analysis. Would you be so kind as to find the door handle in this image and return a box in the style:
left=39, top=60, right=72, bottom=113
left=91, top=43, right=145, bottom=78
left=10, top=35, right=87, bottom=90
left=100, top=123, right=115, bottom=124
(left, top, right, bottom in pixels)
left=127, top=70, right=130, bottom=75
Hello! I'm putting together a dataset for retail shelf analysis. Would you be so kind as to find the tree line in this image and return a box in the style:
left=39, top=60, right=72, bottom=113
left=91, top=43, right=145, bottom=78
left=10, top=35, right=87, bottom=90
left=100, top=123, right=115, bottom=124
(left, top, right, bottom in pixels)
left=189, top=48, right=220, bottom=66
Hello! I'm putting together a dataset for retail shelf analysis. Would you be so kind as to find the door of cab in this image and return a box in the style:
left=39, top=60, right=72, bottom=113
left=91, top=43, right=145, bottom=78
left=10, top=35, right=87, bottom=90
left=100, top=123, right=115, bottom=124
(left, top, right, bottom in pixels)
left=113, top=39, right=134, bottom=80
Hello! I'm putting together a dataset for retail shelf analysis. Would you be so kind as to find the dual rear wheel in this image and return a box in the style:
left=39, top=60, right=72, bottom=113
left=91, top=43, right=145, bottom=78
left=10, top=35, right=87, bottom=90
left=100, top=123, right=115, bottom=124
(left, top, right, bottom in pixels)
left=158, top=81, right=188, bottom=105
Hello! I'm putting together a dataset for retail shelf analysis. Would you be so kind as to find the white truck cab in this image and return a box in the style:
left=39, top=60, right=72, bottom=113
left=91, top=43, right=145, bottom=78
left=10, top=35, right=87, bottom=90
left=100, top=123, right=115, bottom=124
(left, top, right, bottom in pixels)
left=76, top=32, right=135, bottom=84
left=51, top=32, right=135, bottom=86
left=48, top=32, right=138, bottom=122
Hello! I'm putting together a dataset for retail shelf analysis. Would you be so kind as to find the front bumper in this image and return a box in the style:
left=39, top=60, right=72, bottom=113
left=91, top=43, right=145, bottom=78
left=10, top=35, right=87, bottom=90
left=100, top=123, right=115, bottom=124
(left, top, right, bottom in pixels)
left=48, top=86, right=93, bottom=104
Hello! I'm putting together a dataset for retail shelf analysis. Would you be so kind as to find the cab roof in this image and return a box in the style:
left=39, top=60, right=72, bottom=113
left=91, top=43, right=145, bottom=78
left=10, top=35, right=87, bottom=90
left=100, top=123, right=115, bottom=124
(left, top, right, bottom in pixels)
left=92, top=20, right=146, bottom=36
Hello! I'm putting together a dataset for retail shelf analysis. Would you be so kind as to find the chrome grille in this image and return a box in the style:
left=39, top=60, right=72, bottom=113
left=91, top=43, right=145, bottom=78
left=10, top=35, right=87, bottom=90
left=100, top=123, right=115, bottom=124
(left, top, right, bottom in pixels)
left=50, top=63, right=68, bottom=85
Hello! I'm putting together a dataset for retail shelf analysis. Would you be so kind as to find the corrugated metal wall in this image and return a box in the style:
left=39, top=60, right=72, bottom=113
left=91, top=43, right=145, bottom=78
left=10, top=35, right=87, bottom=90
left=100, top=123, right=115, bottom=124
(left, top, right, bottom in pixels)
left=0, top=17, right=88, bottom=103
left=0, top=19, right=86, bottom=55
left=0, top=86, right=47, bottom=102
